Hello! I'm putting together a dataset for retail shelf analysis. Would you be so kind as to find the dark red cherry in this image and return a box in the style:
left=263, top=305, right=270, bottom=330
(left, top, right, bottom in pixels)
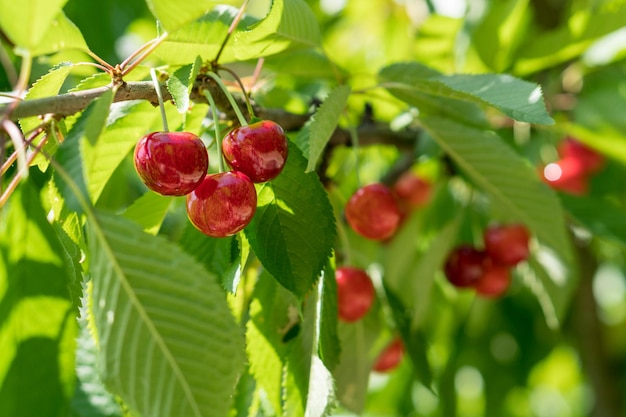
left=373, top=337, right=404, bottom=372
left=222, top=120, right=288, bottom=183
left=483, top=223, right=530, bottom=266
left=475, top=261, right=511, bottom=298
left=345, top=183, right=401, bottom=240
left=444, top=245, right=487, bottom=288
left=336, top=267, right=376, bottom=322
left=186, top=171, right=257, bottom=238
left=558, top=137, right=604, bottom=174
left=134, top=131, right=208, bottom=196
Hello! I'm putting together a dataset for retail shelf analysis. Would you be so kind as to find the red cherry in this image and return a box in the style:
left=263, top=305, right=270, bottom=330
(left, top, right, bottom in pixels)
left=336, top=267, right=376, bottom=322
left=393, top=171, right=432, bottom=210
left=134, top=131, right=208, bottom=196
left=483, top=223, right=531, bottom=266
left=558, top=137, right=604, bottom=174
left=186, top=171, right=257, bottom=238
left=373, top=337, right=404, bottom=372
left=222, top=120, right=288, bottom=183
left=475, top=261, right=511, bottom=298
left=542, top=157, right=589, bottom=195
left=345, top=183, right=401, bottom=240
left=444, top=245, right=487, bottom=288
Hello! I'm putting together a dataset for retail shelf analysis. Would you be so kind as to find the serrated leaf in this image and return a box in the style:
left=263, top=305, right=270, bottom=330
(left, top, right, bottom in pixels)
left=0, top=0, right=68, bottom=50
left=87, top=211, right=245, bottom=417
left=246, top=271, right=299, bottom=416
left=234, top=0, right=321, bottom=61
left=303, top=85, right=350, bottom=173
left=31, top=11, right=88, bottom=56
left=167, top=58, right=201, bottom=113
left=318, top=262, right=340, bottom=371
left=122, top=191, right=172, bottom=235
left=0, top=179, right=77, bottom=416
left=145, top=0, right=238, bottom=32
left=244, top=143, right=336, bottom=297
left=421, top=116, right=572, bottom=263
left=154, top=6, right=257, bottom=65
left=379, top=62, right=553, bottom=125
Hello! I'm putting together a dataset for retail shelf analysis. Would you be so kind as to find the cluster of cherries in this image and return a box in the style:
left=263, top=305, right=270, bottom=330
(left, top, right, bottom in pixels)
left=133, top=120, right=288, bottom=237
left=542, top=136, right=604, bottom=195
left=444, top=223, right=531, bottom=298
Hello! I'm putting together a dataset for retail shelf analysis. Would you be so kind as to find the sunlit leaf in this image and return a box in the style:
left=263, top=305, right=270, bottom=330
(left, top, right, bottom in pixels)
left=31, top=12, right=89, bottom=56
left=379, top=62, right=553, bottom=125
left=0, top=0, right=68, bottom=50
left=0, top=180, right=77, bottom=416
left=167, top=58, right=202, bottom=113
left=87, top=211, right=245, bottom=417
left=244, top=143, right=336, bottom=297
left=122, top=191, right=172, bottom=235
left=145, top=0, right=239, bottom=32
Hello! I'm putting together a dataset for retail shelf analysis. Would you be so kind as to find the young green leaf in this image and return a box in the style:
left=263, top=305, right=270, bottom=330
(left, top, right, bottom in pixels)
left=122, top=191, right=172, bottom=235
left=302, top=85, right=351, bottom=173
left=31, top=12, right=88, bottom=56
left=166, top=58, right=202, bottom=114
left=87, top=211, right=245, bottom=417
left=145, top=0, right=238, bottom=32
left=0, top=0, right=68, bottom=50
left=244, top=144, right=336, bottom=298
left=379, top=62, right=553, bottom=125
left=234, top=0, right=321, bottom=61
left=0, top=180, right=77, bottom=417
left=421, top=116, right=573, bottom=266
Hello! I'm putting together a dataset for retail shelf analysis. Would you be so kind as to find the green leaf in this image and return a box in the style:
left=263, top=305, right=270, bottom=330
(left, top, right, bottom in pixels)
left=166, top=59, right=202, bottom=113
left=379, top=62, right=553, bottom=125
left=87, top=211, right=245, bottom=417
left=244, top=143, right=336, bottom=297
left=318, top=262, right=340, bottom=371
left=0, top=180, right=77, bottom=417
left=234, top=0, right=321, bottom=61
left=302, top=85, right=350, bottom=173
left=30, top=11, right=88, bottom=56
left=122, top=191, right=173, bottom=235
left=20, top=62, right=74, bottom=168
left=421, top=116, right=572, bottom=264
left=246, top=271, right=299, bottom=416
left=561, top=194, right=626, bottom=248
left=154, top=6, right=257, bottom=64
left=145, top=0, right=238, bottom=32
left=0, top=0, right=68, bottom=50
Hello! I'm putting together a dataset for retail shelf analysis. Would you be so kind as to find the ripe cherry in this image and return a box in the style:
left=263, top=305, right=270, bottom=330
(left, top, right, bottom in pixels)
left=542, top=157, right=589, bottom=195
left=222, top=120, right=288, bottom=183
left=475, top=261, right=511, bottom=298
left=186, top=171, right=257, bottom=238
left=393, top=171, right=432, bottom=210
left=134, top=131, right=208, bottom=196
left=345, top=183, right=401, bottom=241
left=444, top=245, right=487, bottom=288
left=373, top=337, right=404, bottom=372
left=335, top=267, right=376, bottom=322
left=483, top=223, right=531, bottom=266
left=558, top=137, right=604, bottom=174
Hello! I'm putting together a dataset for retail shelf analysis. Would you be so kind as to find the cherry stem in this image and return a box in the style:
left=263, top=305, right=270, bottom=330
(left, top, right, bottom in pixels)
left=347, top=124, right=362, bottom=187
left=120, top=32, right=169, bottom=76
left=150, top=68, right=169, bottom=132
left=218, top=66, right=255, bottom=119
left=203, top=90, right=226, bottom=173
left=205, top=71, right=248, bottom=126
left=213, top=0, right=250, bottom=65
left=86, top=50, right=116, bottom=72
left=1, top=126, right=44, bottom=175
left=2, top=119, right=28, bottom=180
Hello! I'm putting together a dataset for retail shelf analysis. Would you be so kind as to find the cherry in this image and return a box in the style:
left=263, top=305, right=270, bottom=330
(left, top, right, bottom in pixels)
left=335, top=267, right=376, bottom=322
left=222, top=120, right=288, bottom=183
left=542, top=157, right=589, bottom=195
left=483, top=223, right=531, bottom=266
left=475, top=261, right=511, bottom=298
left=373, top=337, right=404, bottom=372
left=393, top=171, right=432, bottom=210
left=345, top=183, right=401, bottom=240
left=186, top=171, right=257, bottom=238
left=134, top=131, right=208, bottom=196
left=443, top=245, right=487, bottom=288
left=558, top=137, right=604, bottom=174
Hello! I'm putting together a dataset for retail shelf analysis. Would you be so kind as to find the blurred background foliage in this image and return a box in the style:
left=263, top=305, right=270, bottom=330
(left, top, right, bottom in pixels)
left=2, top=0, right=626, bottom=416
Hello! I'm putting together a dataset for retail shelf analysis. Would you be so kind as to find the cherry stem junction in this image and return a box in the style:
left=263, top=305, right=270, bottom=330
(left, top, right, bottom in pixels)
left=150, top=68, right=169, bottom=132
left=205, top=71, right=248, bottom=127
left=203, top=90, right=226, bottom=173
